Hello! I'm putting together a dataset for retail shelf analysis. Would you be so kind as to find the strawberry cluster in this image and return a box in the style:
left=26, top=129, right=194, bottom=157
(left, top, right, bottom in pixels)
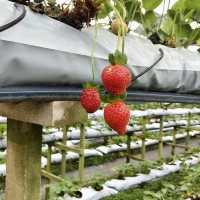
left=101, top=51, right=132, bottom=135
left=80, top=50, right=132, bottom=136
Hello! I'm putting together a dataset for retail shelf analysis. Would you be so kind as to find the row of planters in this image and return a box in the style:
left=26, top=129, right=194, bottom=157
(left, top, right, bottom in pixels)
left=103, top=162, right=200, bottom=200
left=40, top=104, right=200, bottom=199
left=49, top=151, right=200, bottom=200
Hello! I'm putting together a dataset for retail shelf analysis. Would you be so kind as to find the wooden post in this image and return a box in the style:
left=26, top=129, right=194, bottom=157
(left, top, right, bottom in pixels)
left=45, top=143, right=52, bottom=200
left=141, top=117, right=147, bottom=160
left=126, top=133, right=131, bottom=163
left=61, top=126, right=68, bottom=178
left=79, top=124, right=85, bottom=185
left=171, top=126, right=177, bottom=158
left=186, top=113, right=191, bottom=152
left=158, top=116, right=164, bottom=161
left=6, top=119, right=42, bottom=200
left=0, top=101, right=87, bottom=200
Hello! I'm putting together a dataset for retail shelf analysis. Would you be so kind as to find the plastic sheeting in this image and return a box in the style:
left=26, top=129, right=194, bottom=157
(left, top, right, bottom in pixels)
left=1, top=0, right=200, bottom=94
left=64, top=186, right=118, bottom=200
left=104, top=154, right=200, bottom=192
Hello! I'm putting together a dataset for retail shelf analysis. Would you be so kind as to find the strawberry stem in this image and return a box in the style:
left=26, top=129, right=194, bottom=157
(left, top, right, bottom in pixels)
left=91, top=17, right=98, bottom=81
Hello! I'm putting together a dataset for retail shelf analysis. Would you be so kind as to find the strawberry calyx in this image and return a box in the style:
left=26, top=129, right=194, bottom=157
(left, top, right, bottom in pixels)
left=83, top=82, right=100, bottom=91
left=108, top=50, right=127, bottom=65
left=101, top=92, right=127, bottom=103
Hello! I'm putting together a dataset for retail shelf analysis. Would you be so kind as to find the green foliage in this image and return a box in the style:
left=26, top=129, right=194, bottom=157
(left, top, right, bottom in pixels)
left=86, top=174, right=108, bottom=191
left=108, top=50, right=128, bottom=65
left=114, top=0, right=200, bottom=48
left=143, top=11, right=157, bottom=31
left=114, top=163, right=137, bottom=179
left=97, top=0, right=113, bottom=19
left=144, top=182, right=180, bottom=200
left=49, top=179, right=81, bottom=200
left=139, top=161, right=154, bottom=174
left=123, top=0, right=141, bottom=23
left=158, top=0, right=200, bottom=47
left=103, top=164, right=200, bottom=200
left=142, top=0, right=163, bottom=10
left=0, top=124, right=6, bottom=138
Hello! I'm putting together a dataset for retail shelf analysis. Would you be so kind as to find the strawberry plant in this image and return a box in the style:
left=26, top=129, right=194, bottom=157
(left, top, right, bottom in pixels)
left=12, top=0, right=108, bottom=29
left=86, top=174, right=108, bottom=191
left=49, top=179, right=81, bottom=199
left=114, top=163, right=137, bottom=179
left=112, top=0, right=200, bottom=48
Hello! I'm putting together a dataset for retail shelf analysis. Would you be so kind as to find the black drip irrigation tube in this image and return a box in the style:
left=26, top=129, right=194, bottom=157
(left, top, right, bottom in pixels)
left=0, top=3, right=26, bottom=32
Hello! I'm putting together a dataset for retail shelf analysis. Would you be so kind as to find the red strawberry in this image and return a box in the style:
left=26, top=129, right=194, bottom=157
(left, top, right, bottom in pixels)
left=101, top=65, right=132, bottom=95
left=104, top=101, right=130, bottom=135
left=80, top=88, right=101, bottom=113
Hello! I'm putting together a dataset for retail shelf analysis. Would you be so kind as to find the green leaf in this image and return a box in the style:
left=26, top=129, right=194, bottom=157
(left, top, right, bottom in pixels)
left=143, top=10, right=157, bottom=31
left=124, top=0, right=141, bottom=22
left=114, top=50, right=128, bottom=65
left=97, top=0, right=113, bottom=19
left=157, top=29, right=169, bottom=42
left=161, top=17, right=174, bottom=35
left=197, top=38, right=200, bottom=46
left=108, top=50, right=128, bottom=65
left=115, top=0, right=127, bottom=20
left=108, top=53, right=115, bottom=65
left=183, top=0, right=200, bottom=12
left=142, top=0, right=163, bottom=10
left=175, top=23, right=192, bottom=46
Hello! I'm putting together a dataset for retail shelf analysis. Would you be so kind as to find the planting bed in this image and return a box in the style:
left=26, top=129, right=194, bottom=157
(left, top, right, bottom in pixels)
left=0, top=107, right=200, bottom=200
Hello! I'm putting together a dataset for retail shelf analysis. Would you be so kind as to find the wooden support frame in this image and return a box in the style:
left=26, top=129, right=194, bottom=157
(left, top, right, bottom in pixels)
left=158, top=116, right=164, bottom=161
left=165, top=142, right=192, bottom=149
left=79, top=124, right=85, bottom=185
left=6, top=119, right=42, bottom=200
left=45, top=143, right=52, bottom=200
left=61, top=126, right=68, bottom=178
left=53, top=124, right=86, bottom=185
left=126, top=133, right=132, bottom=163
left=56, top=142, right=81, bottom=154
left=185, top=113, right=191, bottom=152
left=0, top=101, right=87, bottom=200
left=129, top=155, right=146, bottom=161
left=141, top=116, right=147, bottom=160
left=171, top=126, right=177, bottom=158
left=41, top=170, right=64, bottom=182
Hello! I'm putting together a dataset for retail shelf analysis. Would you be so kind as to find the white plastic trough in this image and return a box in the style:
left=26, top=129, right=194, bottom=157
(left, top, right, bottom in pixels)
left=63, top=153, right=200, bottom=200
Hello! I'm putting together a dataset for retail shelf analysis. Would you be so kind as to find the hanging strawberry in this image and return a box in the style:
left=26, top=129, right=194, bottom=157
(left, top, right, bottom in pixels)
left=100, top=2, right=133, bottom=135
left=101, top=50, right=132, bottom=96
left=104, top=101, right=130, bottom=135
left=101, top=50, right=132, bottom=134
left=80, top=86, right=101, bottom=113
left=80, top=19, right=101, bottom=114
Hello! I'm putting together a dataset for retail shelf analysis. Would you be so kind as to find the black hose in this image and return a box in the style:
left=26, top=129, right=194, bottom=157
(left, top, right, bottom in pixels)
left=133, top=48, right=164, bottom=82
left=0, top=3, right=26, bottom=32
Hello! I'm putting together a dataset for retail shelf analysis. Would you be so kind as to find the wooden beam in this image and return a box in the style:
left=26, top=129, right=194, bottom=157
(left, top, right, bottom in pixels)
left=0, top=101, right=87, bottom=127
left=41, top=170, right=64, bottom=182
left=55, top=142, right=81, bottom=154
left=6, top=119, right=42, bottom=200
